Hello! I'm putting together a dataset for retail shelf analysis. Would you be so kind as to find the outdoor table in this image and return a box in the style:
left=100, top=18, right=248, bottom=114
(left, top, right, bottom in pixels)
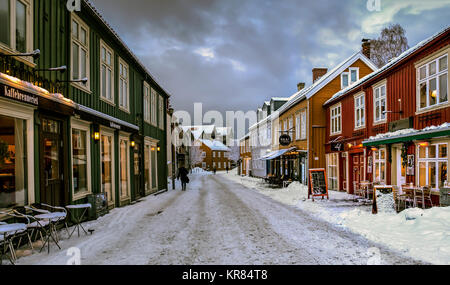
left=35, top=213, right=63, bottom=253
left=0, top=223, right=27, bottom=264
left=66, top=204, right=92, bottom=238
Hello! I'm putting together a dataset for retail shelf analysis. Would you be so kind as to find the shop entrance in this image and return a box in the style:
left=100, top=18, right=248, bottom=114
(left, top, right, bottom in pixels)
left=350, top=153, right=364, bottom=195
left=133, top=141, right=144, bottom=199
left=40, top=118, right=67, bottom=207
left=397, top=148, right=407, bottom=186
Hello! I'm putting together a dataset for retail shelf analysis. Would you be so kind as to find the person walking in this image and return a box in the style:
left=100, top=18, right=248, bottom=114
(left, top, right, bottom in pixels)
left=213, top=167, right=217, bottom=175
left=177, top=165, right=190, bottom=191
left=226, top=166, right=229, bottom=173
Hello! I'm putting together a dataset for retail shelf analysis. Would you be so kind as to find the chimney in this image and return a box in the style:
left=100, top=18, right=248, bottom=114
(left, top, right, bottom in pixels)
left=312, top=68, right=328, bottom=83
left=297, top=82, right=305, bottom=92
left=362, top=38, right=371, bottom=59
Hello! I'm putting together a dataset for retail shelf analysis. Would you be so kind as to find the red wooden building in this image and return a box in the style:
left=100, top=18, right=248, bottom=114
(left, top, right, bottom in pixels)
left=323, top=27, right=449, bottom=204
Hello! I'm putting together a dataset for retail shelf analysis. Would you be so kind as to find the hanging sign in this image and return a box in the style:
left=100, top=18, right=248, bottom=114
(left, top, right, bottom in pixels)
left=279, top=134, right=292, bottom=146
left=308, top=168, right=329, bottom=201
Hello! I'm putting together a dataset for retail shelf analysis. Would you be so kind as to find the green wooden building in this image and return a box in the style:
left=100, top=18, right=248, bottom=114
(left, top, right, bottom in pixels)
left=0, top=0, right=169, bottom=212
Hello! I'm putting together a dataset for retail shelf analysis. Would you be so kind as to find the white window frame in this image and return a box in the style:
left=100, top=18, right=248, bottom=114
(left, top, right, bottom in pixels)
left=349, top=67, right=359, bottom=85
left=330, top=103, right=342, bottom=135
left=100, top=40, right=115, bottom=104
left=417, top=142, right=448, bottom=190
left=143, top=82, right=151, bottom=123
left=341, top=72, right=349, bottom=89
left=373, top=82, right=387, bottom=124
left=119, top=133, right=131, bottom=200
left=0, top=0, right=34, bottom=66
left=327, top=153, right=339, bottom=191
left=150, top=88, right=158, bottom=126
left=118, top=57, right=129, bottom=112
left=417, top=54, right=448, bottom=111
left=295, top=113, right=300, bottom=141
left=373, top=148, right=386, bottom=183
left=354, top=93, right=365, bottom=130
left=70, top=13, right=90, bottom=92
left=300, top=109, right=307, bottom=140
left=71, top=119, right=92, bottom=200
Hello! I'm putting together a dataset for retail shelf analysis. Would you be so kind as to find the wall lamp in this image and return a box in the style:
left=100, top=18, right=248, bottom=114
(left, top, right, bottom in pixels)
left=131, top=140, right=136, bottom=148
left=35, top=65, right=67, bottom=74
left=157, top=144, right=161, bottom=152
left=0, top=49, right=41, bottom=60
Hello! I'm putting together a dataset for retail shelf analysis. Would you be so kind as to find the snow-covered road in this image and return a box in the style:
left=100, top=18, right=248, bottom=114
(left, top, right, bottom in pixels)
left=18, top=173, right=423, bottom=265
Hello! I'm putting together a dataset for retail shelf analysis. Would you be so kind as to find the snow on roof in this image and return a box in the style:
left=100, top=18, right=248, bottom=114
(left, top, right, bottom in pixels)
left=325, top=26, right=450, bottom=107
left=271, top=97, right=290, bottom=102
left=365, top=123, right=450, bottom=142
left=278, top=52, right=377, bottom=115
left=200, top=140, right=230, bottom=151
left=181, top=125, right=216, bottom=140
left=84, top=0, right=171, bottom=98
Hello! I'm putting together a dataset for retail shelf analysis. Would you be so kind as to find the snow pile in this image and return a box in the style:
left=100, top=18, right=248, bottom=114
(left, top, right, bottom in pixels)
left=367, top=123, right=450, bottom=142
left=191, top=167, right=212, bottom=175
left=222, top=171, right=450, bottom=265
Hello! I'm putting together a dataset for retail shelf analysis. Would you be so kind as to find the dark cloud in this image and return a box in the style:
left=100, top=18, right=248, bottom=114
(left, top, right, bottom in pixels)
left=90, top=0, right=450, bottom=128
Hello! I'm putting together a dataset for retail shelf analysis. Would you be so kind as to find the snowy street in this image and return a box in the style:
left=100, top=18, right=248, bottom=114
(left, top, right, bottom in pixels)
left=17, top=172, right=422, bottom=265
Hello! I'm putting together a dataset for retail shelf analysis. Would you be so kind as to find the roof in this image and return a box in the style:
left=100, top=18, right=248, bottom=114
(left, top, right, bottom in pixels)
left=278, top=52, right=378, bottom=115
left=271, top=97, right=290, bottom=102
left=182, top=125, right=216, bottom=140
left=261, top=147, right=297, bottom=160
left=200, top=140, right=230, bottom=152
left=363, top=123, right=450, bottom=146
left=324, top=26, right=450, bottom=107
left=84, top=0, right=171, bottom=98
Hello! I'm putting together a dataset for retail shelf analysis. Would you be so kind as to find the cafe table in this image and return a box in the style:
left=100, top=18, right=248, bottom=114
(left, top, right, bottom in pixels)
left=66, top=204, right=92, bottom=238
left=34, top=213, right=63, bottom=253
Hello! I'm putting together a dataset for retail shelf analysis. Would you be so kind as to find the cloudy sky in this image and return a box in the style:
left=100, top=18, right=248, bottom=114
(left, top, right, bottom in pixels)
left=90, top=0, right=450, bottom=128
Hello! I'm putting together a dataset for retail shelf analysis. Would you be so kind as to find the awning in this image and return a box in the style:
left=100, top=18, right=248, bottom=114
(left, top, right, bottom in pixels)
left=363, top=125, right=450, bottom=147
left=261, top=147, right=297, bottom=160
left=76, top=104, right=139, bottom=132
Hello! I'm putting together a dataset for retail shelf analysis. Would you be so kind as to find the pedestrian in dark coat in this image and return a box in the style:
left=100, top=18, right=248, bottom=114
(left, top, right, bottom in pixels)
left=177, top=166, right=189, bottom=191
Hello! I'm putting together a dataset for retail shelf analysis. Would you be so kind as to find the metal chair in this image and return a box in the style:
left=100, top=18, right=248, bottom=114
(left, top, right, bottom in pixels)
left=393, top=186, right=407, bottom=212
left=26, top=204, right=70, bottom=241
left=0, top=212, right=30, bottom=264
left=415, top=186, right=433, bottom=209
left=12, top=210, right=50, bottom=252
left=401, top=184, right=415, bottom=209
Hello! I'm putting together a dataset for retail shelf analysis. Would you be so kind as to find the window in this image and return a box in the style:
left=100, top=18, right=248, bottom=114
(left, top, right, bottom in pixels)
left=71, top=14, right=89, bottom=91
left=201, top=152, right=206, bottom=158
left=101, top=130, right=114, bottom=205
left=71, top=121, right=91, bottom=198
left=418, top=143, right=447, bottom=189
left=341, top=72, right=349, bottom=89
left=295, top=114, right=300, bottom=140
left=354, top=93, right=365, bottom=129
left=349, top=68, right=359, bottom=85
left=374, top=84, right=387, bottom=123
left=100, top=41, right=114, bottom=103
left=418, top=55, right=448, bottom=110
left=143, top=83, right=150, bottom=123
left=0, top=0, right=32, bottom=56
left=327, top=153, right=339, bottom=191
left=213, top=152, right=216, bottom=158
left=0, top=114, right=27, bottom=211
left=158, top=95, right=165, bottom=130
left=119, top=58, right=129, bottom=111
left=119, top=136, right=130, bottom=199
left=288, top=117, right=293, bottom=139
left=374, top=149, right=386, bottom=183
left=330, top=104, right=341, bottom=135
left=151, top=88, right=158, bottom=126
left=300, top=110, right=307, bottom=140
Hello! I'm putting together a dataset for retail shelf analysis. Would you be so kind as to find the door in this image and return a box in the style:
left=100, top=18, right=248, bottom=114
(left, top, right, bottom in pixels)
left=41, top=118, right=65, bottom=206
left=350, top=153, right=364, bottom=194
left=133, top=142, right=144, bottom=199
left=397, top=149, right=406, bottom=186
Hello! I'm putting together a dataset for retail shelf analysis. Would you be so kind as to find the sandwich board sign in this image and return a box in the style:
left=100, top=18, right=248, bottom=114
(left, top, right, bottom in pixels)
left=308, top=168, right=329, bottom=201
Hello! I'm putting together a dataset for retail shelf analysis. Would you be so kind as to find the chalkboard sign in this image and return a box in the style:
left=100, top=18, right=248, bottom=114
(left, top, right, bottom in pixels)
left=308, top=169, right=329, bottom=201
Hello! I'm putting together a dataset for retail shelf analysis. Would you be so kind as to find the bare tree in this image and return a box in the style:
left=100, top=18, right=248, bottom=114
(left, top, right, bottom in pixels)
left=371, top=24, right=409, bottom=68
left=189, top=141, right=204, bottom=168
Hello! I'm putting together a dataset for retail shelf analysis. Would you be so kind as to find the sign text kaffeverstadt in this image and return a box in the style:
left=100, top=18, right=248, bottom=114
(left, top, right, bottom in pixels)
left=2, top=85, right=39, bottom=105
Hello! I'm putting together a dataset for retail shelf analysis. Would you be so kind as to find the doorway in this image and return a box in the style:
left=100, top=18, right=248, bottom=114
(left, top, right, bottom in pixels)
left=350, top=153, right=364, bottom=195
left=133, top=141, right=144, bottom=199
left=40, top=118, right=67, bottom=206
left=397, top=148, right=406, bottom=186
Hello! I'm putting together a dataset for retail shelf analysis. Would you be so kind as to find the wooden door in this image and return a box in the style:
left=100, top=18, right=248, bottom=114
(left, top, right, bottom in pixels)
left=350, top=153, right=364, bottom=195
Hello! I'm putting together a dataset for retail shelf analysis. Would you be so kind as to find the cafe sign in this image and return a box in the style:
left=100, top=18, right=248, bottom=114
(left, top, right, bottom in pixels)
left=1, top=83, right=39, bottom=106
left=279, top=134, right=292, bottom=146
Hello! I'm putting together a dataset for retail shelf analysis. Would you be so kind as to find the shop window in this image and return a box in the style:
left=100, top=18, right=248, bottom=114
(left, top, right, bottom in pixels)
left=374, top=148, right=386, bottom=183
left=101, top=132, right=114, bottom=205
left=144, top=144, right=150, bottom=193
left=418, top=55, right=448, bottom=110
left=0, top=114, right=27, bottom=210
left=151, top=146, right=157, bottom=190
left=327, top=153, right=339, bottom=191
left=119, top=137, right=130, bottom=199
left=72, top=122, right=91, bottom=198
left=418, top=143, right=447, bottom=189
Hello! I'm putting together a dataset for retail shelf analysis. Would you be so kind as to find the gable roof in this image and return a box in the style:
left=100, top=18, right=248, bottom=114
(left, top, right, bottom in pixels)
left=278, top=52, right=377, bottom=115
left=200, top=140, right=230, bottom=152
left=324, top=26, right=450, bottom=107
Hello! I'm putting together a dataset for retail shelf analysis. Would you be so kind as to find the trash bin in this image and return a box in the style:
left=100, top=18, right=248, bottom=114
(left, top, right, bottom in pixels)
left=87, top=193, right=109, bottom=220
left=440, top=188, right=450, bottom=207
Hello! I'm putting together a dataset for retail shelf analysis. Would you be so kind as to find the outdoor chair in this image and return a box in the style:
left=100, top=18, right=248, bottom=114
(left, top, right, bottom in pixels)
left=353, top=182, right=364, bottom=199
left=0, top=211, right=31, bottom=264
left=415, top=186, right=433, bottom=209
left=12, top=210, right=50, bottom=252
left=25, top=204, right=70, bottom=241
left=393, top=186, right=408, bottom=212
left=401, top=184, right=415, bottom=209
